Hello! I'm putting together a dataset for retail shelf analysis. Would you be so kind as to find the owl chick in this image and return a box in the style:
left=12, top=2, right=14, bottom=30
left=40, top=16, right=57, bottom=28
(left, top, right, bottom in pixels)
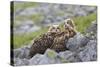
left=64, top=18, right=75, bottom=28
left=64, top=18, right=77, bottom=37
left=28, top=25, right=61, bottom=58
left=50, top=31, right=69, bottom=52
left=48, top=25, right=61, bottom=33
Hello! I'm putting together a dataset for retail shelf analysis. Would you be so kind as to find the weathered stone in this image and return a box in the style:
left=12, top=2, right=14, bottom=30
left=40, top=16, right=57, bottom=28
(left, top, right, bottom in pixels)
left=58, top=50, right=80, bottom=62
left=85, top=20, right=97, bottom=40
left=78, top=40, right=97, bottom=61
left=44, top=49, right=58, bottom=59
left=66, top=32, right=89, bottom=51
left=14, top=58, right=29, bottom=66
left=29, top=54, right=43, bottom=65
left=14, top=46, right=30, bottom=59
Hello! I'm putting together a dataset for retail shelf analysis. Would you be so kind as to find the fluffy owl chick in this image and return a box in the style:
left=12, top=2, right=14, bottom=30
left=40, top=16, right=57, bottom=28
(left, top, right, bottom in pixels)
left=28, top=25, right=61, bottom=58
left=64, top=18, right=77, bottom=37
left=48, top=25, right=61, bottom=33
left=64, top=18, right=75, bottom=28
left=50, top=31, right=69, bottom=52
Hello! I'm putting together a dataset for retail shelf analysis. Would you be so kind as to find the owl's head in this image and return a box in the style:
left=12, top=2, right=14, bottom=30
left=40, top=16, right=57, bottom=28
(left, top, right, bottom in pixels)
left=64, top=18, right=75, bottom=29
left=48, top=25, right=61, bottom=33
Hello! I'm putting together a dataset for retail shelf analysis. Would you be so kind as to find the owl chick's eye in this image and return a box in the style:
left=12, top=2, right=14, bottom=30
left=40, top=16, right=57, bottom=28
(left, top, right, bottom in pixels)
left=52, top=27, right=55, bottom=29
left=57, top=27, right=60, bottom=29
left=67, top=20, right=71, bottom=24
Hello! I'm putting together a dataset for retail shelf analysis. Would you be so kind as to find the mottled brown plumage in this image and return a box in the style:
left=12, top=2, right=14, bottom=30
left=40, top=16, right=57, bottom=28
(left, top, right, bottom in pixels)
left=50, top=19, right=77, bottom=52
left=29, top=25, right=61, bottom=58
left=28, top=32, right=57, bottom=58
left=50, top=31, right=69, bottom=52
left=64, top=18, right=77, bottom=38
left=29, top=19, right=77, bottom=58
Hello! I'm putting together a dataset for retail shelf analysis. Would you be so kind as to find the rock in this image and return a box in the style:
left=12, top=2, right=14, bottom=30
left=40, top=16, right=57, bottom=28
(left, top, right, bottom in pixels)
left=29, top=54, right=50, bottom=65
left=19, top=8, right=39, bottom=16
left=14, top=48, right=22, bottom=58
left=44, top=49, right=61, bottom=64
left=22, top=59, right=29, bottom=65
left=78, top=40, right=97, bottom=62
left=42, top=49, right=61, bottom=64
left=28, top=49, right=60, bottom=65
left=82, top=6, right=96, bottom=14
left=74, top=9, right=87, bottom=16
left=85, top=20, right=97, bottom=40
left=66, top=32, right=89, bottom=51
left=23, top=47, right=30, bottom=59
left=44, top=49, right=58, bottom=59
left=29, top=54, right=43, bottom=65
left=86, top=20, right=97, bottom=33
left=37, top=49, right=61, bottom=65
left=38, top=56, right=50, bottom=65
left=14, top=20, right=40, bottom=34
left=14, top=58, right=29, bottom=66
left=14, top=58, right=24, bottom=66
left=58, top=50, right=80, bottom=62
left=14, top=46, right=30, bottom=59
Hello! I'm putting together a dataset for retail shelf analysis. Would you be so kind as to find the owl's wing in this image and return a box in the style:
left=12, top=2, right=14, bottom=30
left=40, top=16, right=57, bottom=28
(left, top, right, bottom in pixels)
left=28, top=33, right=55, bottom=58
left=50, top=35, right=67, bottom=53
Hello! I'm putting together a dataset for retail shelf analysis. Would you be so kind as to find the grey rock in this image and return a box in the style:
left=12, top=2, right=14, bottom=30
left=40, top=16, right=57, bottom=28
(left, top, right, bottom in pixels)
left=14, top=48, right=22, bottom=58
left=14, top=20, right=40, bottom=34
left=29, top=54, right=50, bottom=65
left=14, top=58, right=24, bottom=66
left=44, top=49, right=58, bottom=59
left=74, top=9, right=87, bottom=16
left=14, top=46, right=30, bottom=59
left=78, top=40, right=97, bottom=62
left=58, top=50, right=80, bottom=62
left=82, top=6, right=96, bottom=14
left=38, top=56, right=50, bottom=65
left=85, top=20, right=97, bottom=40
left=66, top=32, right=89, bottom=51
left=44, top=49, right=61, bottom=64
left=22, top=58, right=29, bottom=65
left=29, top=54, right=43, bottom=65
left=36, top=49, right=62, bottom=65
left=19, top=8, right=38, bottom=16
left=29, top=52, right=58, bottom=65
left=86, top=20, right=97, bottom=34
left=14, top=58, right=29, bottom=66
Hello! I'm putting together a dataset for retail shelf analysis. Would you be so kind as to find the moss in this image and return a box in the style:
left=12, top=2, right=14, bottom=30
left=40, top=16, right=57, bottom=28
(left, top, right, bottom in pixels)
left=47, top=50, right=57, bottom=59
left=60, top=57, right=69, bottom=63
left=73, top=13, right=97, bottom=33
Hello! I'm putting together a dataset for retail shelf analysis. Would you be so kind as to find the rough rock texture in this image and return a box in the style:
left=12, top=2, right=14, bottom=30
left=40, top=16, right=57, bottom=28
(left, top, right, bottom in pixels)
left=85, top=20, right=97, bottom=40
left=66, top=32, right=89, bottom=51
left=29, top=54, right=44, bottom=65
left=86, top=20, right=97, bottom=34
left=58, top=51, right=80, bottom=62
left=14, top=46, right=30, bottom=59
left=28, top=49, right=62, bottom=65
left=13, top=20, right=97, bottom=66
left=78, top=40, right=97, bottom=62
left=14, top=58, right=29, bottom=66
